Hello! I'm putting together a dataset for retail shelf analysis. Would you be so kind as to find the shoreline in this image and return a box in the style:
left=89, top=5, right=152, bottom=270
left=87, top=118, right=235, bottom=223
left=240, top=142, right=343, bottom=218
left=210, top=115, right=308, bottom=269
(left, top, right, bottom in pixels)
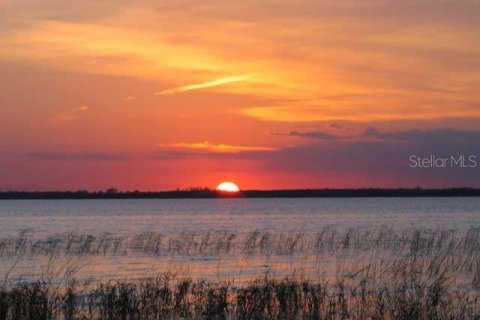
left=1, top=187, right=480, bottom=200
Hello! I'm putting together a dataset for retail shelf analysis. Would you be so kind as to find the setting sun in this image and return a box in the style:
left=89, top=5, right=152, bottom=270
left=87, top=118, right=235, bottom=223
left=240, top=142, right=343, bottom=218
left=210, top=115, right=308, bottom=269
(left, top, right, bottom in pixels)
left=216, top=181, right=240, bottom=192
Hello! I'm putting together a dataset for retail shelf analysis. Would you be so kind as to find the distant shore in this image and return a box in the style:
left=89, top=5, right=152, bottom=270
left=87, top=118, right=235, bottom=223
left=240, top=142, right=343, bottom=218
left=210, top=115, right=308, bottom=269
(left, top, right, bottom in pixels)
left=1, top=187, right=479, bottom=199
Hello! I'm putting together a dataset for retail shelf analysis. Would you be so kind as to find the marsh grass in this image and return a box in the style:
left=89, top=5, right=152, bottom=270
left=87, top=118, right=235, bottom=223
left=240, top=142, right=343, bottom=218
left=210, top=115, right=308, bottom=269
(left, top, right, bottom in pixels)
left=2, top=227, right=480, bottom=259
left=0, top=270, right=479, bottom=319
left=3, top=228, right=480, bottom=282
left=2, top=227, right=480, bottom=319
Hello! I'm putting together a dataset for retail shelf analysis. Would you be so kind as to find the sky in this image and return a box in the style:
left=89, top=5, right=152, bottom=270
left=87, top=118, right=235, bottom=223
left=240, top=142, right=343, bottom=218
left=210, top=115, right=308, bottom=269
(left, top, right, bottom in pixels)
left=0, top=0, right=479, bottom=190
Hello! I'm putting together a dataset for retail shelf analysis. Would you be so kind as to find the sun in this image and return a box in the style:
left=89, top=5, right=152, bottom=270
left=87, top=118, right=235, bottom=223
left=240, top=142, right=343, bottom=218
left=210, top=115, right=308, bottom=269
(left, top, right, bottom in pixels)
left=216, top=181, right=240, bottom=192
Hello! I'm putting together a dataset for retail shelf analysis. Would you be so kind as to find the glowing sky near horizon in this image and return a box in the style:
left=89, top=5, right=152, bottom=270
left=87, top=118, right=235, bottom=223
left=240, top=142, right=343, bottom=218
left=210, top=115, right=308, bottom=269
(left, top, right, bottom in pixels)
left=0, top=0, right=479, bottom=190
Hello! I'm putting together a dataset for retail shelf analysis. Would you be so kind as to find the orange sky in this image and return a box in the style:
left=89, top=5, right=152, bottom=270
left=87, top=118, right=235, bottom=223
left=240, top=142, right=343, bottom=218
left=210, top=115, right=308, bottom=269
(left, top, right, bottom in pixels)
left=0, top=0, right=479, bottom=190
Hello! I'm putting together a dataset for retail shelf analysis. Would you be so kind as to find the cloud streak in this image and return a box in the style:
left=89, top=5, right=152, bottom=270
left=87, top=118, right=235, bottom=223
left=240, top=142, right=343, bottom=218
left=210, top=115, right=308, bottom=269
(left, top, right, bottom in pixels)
left=52, top=105, right=90, bottom=122
left=272, top=131, right=339, bottom=140
left=155, top=76, right=249, bottom=96
left=158, top=142, right=276, bottom=154
left=273, top=127, right=480, bottom=143
left=244, top=103, right=480, bottom=123
left=24, top=152, right=128, bottom=161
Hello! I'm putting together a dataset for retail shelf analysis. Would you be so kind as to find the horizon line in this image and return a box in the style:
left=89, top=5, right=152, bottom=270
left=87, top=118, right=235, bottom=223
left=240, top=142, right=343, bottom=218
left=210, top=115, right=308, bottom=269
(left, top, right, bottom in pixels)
left=1, top=187, right=479, bottom=200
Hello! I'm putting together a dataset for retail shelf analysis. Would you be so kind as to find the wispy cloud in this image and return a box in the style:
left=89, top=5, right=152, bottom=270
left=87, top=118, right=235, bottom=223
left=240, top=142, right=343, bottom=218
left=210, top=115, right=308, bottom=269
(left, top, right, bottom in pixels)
left=329, top=123, right=343, bottom=129
left=155, top=76, right=249, bottom=96
left=23, top=151, right=128, bottom=161
left=362, top=127, right=480, bottom=142
left=158, top=141, right=276, bottom=154
left=244, top=103, right=480, bottom=123
left=53, top=105, right=90, bottom=122
left=272, top=127, right=480, bottom=144
left=272, top=131, right=339, bottom=140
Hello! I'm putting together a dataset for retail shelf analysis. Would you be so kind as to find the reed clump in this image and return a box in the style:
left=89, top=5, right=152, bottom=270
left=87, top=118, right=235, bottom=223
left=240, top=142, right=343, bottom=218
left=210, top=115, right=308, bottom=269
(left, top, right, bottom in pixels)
left=2, top=227, right=480, bottom=259
left=2, top=227, right=480, bottom=319
left=0, top=271, right=479, bottom=320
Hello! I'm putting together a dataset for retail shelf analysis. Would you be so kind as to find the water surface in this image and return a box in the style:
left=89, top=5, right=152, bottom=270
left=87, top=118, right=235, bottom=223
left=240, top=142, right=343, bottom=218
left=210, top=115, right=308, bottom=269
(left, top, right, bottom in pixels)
left=0, top=197, right=479, bottom=236
left=1, top=197, right=479, bottom=283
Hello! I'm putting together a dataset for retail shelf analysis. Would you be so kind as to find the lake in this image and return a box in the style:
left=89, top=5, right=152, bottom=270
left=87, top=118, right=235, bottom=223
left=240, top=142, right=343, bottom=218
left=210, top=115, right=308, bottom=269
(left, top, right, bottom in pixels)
left=1, top=197, right=480, bottom=284
left=1, top=197, right=479, bottom=236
